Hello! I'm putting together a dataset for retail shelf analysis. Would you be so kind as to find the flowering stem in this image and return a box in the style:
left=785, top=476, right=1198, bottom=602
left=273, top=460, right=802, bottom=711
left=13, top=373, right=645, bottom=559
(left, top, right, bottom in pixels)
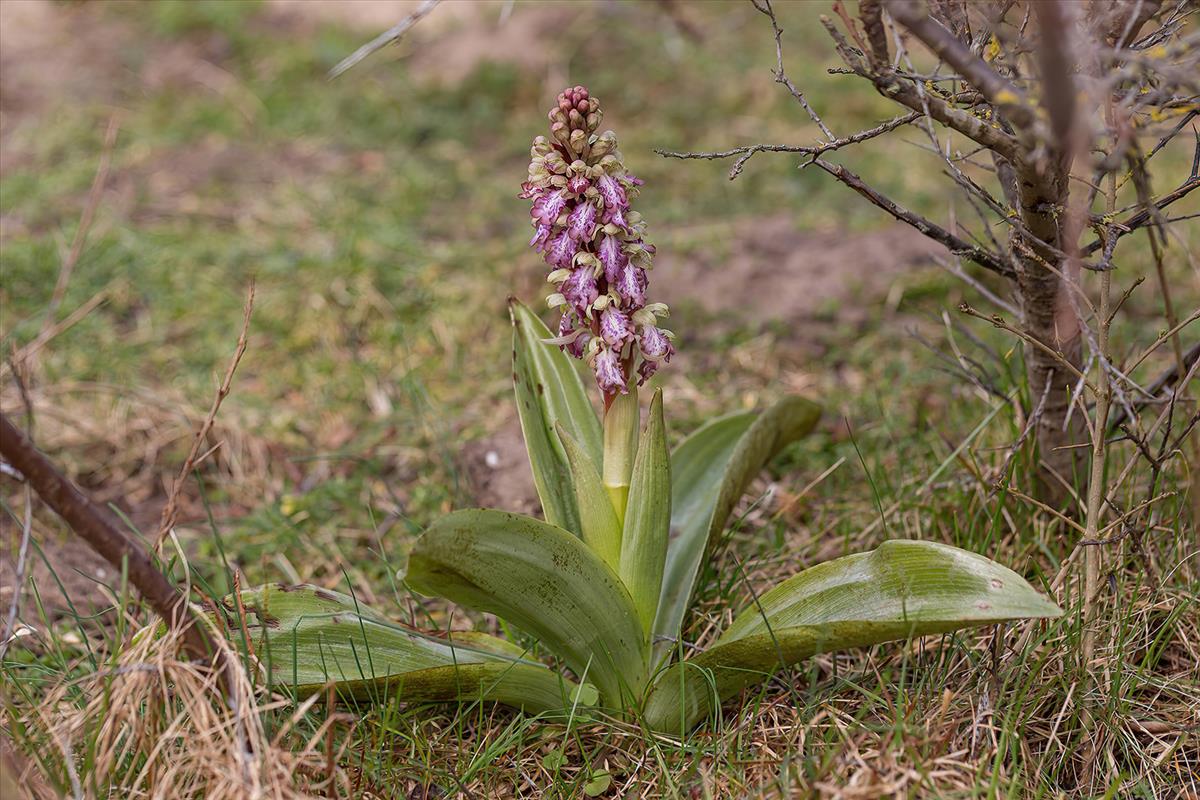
left=602, top=386, right=639, bottom=528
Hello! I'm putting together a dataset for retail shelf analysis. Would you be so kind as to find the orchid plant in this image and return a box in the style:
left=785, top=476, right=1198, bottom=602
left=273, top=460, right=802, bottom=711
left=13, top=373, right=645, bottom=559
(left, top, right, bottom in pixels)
left=234, top=87, right=1061, bottom=735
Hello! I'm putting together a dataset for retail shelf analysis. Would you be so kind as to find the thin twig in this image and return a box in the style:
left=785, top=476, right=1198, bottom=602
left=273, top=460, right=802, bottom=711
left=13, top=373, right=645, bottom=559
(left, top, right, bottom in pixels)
left=0, top=484, right=32, bottom=658
left=807, top=157, right=1015, bottom=279
left=752, top=0, right=835, bottom=139
left=0, top=357, right=34, bottom=659
left=328, top=0, right=441, bottom=79
left=7, top=289, right=111, bottom=371
left=154, top=282, right=256, bottom=551
left=655, top=111, right=920, bottom=179
left=1124, top=306, right=1200, bottom=374
left=960, top=303, right=1097, bottom=393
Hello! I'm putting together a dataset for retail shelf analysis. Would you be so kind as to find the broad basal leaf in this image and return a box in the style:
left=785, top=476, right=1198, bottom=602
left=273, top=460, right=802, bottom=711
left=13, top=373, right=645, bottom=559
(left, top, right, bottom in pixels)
left=654, top=397, right=821, bottom=656
left=510, top=300, right=603, bottom=535
left=236, top=584, right=590, bottom=714
left=643, top=540, right=1062, bottom=733
left=619, top=389, right=670, bottom=635
left=406, top=509, right=647, bottom=705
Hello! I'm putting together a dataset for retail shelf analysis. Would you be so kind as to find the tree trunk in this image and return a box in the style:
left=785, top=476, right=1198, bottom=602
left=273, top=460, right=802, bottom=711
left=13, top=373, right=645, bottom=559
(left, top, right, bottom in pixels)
left=1015, top=159, right=1087, bottom=508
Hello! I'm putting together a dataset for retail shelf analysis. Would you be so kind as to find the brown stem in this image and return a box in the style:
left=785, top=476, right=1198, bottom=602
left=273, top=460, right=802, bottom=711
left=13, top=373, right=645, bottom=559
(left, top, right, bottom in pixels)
left=809, top=157, right=1015, bottom=279
left=0, top=412, right=218, bottom=666
left=885, top=0, right=1039, bottom=133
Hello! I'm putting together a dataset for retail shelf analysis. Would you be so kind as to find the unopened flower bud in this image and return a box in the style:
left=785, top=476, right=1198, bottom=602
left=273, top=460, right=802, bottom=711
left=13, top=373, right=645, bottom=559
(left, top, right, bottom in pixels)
left=568, top=128, right=587, bottom=154
left=591, top=131, right=617, bottom=158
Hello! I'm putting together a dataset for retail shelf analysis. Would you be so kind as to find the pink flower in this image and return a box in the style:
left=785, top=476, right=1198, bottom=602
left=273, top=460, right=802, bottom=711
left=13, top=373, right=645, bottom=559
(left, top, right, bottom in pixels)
left=616, top=264, right=647, bottom=308
left=546, top=230, right=578, bottom=268
left=561, top=266, right=599, bottom=317
left=530, top=223, right=552, bottom=250
left=596, top=174, right=628, bottom=211
left=558, top=312, right=591, bottom=359
left=567, top=201, right=598, bottom=241
left=594, top=345, right=627, bottom=395
left=639, top=324, right=673, bottom=360
left=597, top=234, right=626, bottom=283
left=599, top=307, right=633, bottom=347
left=636, top=325, right=674, bottom=385
left=532, top=189, right=568, bottom=225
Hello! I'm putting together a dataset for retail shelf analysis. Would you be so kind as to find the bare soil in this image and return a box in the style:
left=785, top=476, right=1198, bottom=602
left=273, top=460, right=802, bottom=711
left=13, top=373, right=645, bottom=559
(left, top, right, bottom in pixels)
left=0, top=519, right=114, bottom=621
left=460, top=416, right=541, bottom=516
left=267, top=0, right=583, bottom=84
left=655, top=217, right=947, bottom=326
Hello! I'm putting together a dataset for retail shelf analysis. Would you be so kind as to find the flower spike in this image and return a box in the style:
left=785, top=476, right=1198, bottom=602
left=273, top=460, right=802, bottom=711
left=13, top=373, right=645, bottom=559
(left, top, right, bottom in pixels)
left=523, top=86, right=673, bottom=402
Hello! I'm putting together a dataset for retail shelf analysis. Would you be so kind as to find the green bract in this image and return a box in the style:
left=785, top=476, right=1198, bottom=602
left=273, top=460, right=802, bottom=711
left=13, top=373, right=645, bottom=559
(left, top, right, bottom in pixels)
left=235, top=301, right=1061, bottom=734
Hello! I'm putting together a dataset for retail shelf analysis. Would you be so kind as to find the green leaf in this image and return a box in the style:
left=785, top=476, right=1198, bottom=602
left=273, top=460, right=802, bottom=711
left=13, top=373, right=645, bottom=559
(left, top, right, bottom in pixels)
left=406, top=509, right=647, bottom=705
left=557, top=423, right=623, bottom=571
left=542, top=749, right=567, bottom=771
left=583, top=770, right=612, bottom=796
left=654, top=397, right=821, bottom=655
left=235, top=584, right=589, bottom=714
left=619, top=389, right=671, bottom=636
left=510, top=300, right=603, bottom=534
left=643, top=540, right=1062, bottom=733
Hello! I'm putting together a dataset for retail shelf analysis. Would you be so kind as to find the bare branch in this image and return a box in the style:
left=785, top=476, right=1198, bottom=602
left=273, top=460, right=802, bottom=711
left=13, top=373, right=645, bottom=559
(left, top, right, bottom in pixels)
left=752, top=0, right=835, bottom=139
left=0, top=414, right=220, bottom=670
left=655, top=111, right=920, bottom=179
left=328, top=0, right=440, bottom=79
left=807, top=157, right=1015, bottom=279
left=154, top=282, right=256, bottom=551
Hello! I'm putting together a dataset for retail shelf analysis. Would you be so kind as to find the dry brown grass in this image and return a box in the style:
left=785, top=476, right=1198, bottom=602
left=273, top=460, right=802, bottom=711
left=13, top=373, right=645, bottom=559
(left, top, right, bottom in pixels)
left=4, top=612, right=353, bottom=799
